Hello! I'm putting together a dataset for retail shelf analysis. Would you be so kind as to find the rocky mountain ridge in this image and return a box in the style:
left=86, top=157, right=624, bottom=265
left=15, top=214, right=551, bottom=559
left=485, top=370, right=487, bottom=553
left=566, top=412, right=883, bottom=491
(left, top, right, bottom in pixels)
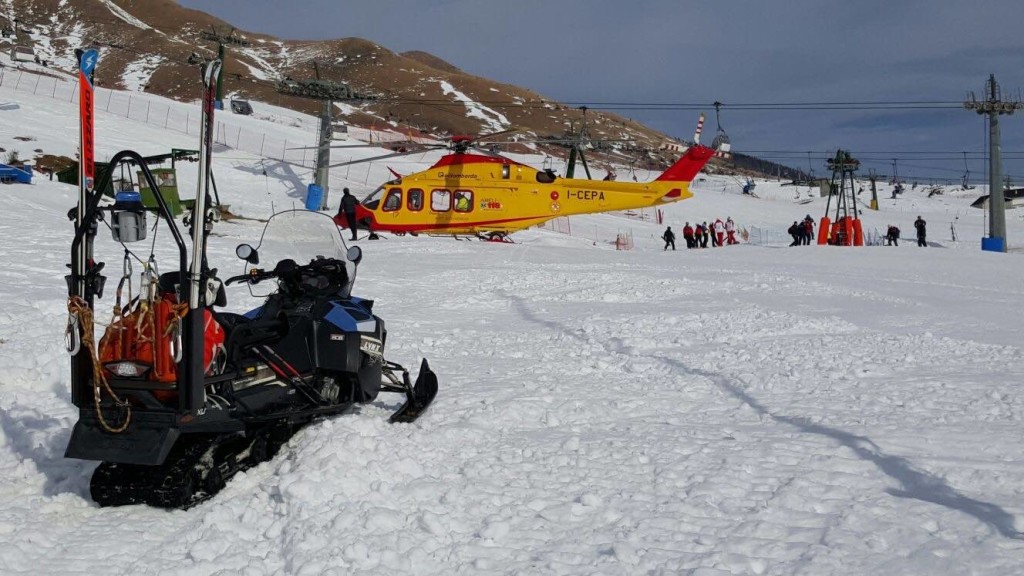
left=1, top=0, right=698, bottom=166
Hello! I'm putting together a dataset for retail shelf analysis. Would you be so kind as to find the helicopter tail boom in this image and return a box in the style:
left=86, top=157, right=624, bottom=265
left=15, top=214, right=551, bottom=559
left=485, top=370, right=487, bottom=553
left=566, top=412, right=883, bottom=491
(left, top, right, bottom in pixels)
left=655, top=145, right=715, bottom=183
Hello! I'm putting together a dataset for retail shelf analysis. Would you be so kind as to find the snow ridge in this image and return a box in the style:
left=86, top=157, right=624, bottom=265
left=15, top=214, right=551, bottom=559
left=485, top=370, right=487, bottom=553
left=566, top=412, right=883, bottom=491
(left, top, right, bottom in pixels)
left=438, top=79, right=510, bottom=132
left=96, top=0, right=151, bottom=30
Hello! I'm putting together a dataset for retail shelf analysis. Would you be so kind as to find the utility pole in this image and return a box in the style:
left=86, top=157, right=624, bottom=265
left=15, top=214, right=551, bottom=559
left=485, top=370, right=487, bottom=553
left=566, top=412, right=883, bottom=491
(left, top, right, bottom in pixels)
left=565, top=106, right=591, bottom=179
left=313, top=61, right=332, bottom=208
left=216, top=42, right=225, bottom=108
left=868, top=168, right=878, bottom=210
left=200, top=26, right=248, bottom=110
left=964, top=74, right=1023, bottom=252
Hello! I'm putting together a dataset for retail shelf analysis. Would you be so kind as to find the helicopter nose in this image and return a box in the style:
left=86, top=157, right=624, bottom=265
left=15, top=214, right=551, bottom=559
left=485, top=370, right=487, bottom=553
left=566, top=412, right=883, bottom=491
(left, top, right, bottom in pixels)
left=355, top=204, right=374, bottom=223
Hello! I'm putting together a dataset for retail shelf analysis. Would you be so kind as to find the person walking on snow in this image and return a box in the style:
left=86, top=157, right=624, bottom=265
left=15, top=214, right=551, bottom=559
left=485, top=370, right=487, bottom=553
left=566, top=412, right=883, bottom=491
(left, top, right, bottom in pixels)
left=914, top=216, right=927, bottom=247
left=788, top=221, right=802, bottom=247
left=802, top=215, right=815, bottom=245
left=338, top=187, right=360, bottom=241
left=714, top=218, right=725, bottom=247
left=700, top=222, right=710, bottom=248
left=662, top=226, right=676, bottom=251
left=725, top=217, right=738, bottom=245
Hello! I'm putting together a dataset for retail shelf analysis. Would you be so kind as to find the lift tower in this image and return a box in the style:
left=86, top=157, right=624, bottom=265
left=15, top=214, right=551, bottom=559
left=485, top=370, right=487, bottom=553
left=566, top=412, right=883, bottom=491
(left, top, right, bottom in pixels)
left=964, top=74, right=1023, bottom=252
left=199, top=26, right=249, bottom=109
left=818, top=150, right=863, bottom=246
left=276, top=65, right=374, bottom=209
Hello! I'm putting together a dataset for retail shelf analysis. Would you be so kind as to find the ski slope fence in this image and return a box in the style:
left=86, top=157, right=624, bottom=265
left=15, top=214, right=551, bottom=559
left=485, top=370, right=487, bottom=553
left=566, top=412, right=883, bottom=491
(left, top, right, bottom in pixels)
left=748, top=225, right=887, bottom=247
left=0, top=68, right=318, bottom=167
left=746, top=225, right=791, bottom=247
left=536, top=217, right=571, bottom=235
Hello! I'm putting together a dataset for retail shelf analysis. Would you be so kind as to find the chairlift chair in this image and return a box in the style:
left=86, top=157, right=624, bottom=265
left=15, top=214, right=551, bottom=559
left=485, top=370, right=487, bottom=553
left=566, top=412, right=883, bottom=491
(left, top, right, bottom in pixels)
left=711, top=101, right=732, bottom=157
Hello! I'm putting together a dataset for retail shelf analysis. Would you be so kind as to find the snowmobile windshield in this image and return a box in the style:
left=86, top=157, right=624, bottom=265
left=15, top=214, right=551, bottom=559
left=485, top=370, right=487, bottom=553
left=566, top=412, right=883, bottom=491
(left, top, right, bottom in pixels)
left=246, top=210, right=352, bottom=298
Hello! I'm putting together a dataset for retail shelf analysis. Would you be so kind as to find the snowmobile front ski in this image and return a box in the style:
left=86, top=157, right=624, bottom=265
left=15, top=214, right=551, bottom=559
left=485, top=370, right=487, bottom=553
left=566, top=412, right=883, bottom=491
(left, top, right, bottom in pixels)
left=384, top=359, right=438, bottom=423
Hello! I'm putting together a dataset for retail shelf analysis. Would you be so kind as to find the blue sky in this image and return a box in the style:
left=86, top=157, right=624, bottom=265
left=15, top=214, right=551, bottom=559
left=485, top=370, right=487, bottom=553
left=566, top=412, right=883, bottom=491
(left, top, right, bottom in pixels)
left=177, top=0, right=1024, bottom=184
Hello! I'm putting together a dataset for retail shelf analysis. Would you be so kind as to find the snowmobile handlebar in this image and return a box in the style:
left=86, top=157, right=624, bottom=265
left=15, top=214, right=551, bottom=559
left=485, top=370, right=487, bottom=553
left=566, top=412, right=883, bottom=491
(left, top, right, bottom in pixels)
left=224, top=258, right=349, bottom=295
left=224, top=268, right=276, bottom=286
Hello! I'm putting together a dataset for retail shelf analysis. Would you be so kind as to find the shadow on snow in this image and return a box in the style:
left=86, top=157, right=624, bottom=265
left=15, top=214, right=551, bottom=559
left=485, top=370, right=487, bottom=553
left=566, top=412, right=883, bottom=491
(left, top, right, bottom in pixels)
left=505, top=293, right=1022, bottom=540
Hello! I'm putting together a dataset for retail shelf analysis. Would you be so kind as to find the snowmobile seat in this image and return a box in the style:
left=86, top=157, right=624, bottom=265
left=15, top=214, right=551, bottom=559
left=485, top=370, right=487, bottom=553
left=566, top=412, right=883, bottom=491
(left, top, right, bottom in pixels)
left=214, top=310, right=287, bottom=362
left=159, top=271, right=227, bottom=306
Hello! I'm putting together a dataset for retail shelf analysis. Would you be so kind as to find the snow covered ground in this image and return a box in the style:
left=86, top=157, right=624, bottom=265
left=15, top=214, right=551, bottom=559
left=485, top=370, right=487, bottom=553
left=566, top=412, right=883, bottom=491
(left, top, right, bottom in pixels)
left=1, top=73, right=1024, bottom=575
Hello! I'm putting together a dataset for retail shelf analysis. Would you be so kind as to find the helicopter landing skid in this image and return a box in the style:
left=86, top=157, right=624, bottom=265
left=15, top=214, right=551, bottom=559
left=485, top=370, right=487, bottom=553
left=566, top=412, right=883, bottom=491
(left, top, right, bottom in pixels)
left=478, top=232, right=514, bottom=243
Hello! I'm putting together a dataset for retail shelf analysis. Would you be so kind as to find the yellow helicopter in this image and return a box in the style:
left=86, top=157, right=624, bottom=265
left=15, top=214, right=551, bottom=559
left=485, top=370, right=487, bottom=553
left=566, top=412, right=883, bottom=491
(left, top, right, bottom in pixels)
left=329, top=118, right=716, bottom=241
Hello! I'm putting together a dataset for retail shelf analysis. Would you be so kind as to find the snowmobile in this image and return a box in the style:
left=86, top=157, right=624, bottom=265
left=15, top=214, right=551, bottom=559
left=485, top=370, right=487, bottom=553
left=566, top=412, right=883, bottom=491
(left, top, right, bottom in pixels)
left=64, top=55, right=436, bottom=509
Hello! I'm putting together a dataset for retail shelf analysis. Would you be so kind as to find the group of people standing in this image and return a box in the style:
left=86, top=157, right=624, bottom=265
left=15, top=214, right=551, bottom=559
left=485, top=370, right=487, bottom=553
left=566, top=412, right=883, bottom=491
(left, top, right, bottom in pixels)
left=662, top=218, right=738, bottom=250
left=661, top=213, right=929, bottom=251
left=788, top=215, right=815, bottom=246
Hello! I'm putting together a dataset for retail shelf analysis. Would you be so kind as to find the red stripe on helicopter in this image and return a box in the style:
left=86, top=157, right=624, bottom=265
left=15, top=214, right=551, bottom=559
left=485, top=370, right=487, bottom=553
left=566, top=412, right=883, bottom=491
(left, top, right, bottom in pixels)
left=363, top=214, right=550, bottom=233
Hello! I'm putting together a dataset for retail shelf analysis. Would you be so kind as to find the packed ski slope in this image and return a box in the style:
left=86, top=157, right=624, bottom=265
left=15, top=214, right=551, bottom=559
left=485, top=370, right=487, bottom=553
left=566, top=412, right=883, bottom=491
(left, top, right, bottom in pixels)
left=1, top=76, right=1024, bottom=575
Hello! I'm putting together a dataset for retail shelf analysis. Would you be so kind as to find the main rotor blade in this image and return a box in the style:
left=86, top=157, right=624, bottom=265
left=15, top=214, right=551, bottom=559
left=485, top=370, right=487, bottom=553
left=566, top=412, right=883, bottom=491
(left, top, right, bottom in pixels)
left=328, top=148, right=436, bottom=169
left=468, top=145, right=508, bottom=158
left=288, top=142, right=443, bottom=151
left=472, top=128, right=519, bottom=143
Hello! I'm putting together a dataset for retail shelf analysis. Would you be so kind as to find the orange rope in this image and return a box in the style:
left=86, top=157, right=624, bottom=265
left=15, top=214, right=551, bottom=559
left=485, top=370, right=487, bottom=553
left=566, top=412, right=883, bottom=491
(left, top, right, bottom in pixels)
left=164, top=301, right=190, bottom=337
left=68, top=296, right=131, bottom=434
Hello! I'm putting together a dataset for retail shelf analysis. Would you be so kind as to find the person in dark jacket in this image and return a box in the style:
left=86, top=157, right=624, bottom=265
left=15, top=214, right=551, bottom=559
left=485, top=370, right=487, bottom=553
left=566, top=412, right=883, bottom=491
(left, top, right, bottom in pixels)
left=788, top=221, right=801, bottom=247
left=662, top=226, right=676, bottom=251
left=338, top=187, right=359, bottom=241
left=887, top=225, right=900, bottom=246
left=914, top=216, right=927, bottom=247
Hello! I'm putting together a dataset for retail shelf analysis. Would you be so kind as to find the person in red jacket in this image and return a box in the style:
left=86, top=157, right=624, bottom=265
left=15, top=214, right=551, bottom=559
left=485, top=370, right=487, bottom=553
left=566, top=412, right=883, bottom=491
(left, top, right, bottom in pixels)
left=682, top=222, right=695, bottom=248
left=802, top=216, right=814, bottom=245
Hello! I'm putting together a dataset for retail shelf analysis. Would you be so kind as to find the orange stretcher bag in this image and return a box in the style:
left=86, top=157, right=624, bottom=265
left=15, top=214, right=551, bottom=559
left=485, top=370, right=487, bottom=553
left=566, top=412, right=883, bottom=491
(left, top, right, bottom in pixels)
left=99, top=296, right=224, bottom=383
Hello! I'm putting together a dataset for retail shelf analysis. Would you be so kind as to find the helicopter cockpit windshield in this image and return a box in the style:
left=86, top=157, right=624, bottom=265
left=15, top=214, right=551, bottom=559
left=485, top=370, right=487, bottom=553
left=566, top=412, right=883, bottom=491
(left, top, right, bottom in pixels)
left=361, top=186, right=384, bottom=210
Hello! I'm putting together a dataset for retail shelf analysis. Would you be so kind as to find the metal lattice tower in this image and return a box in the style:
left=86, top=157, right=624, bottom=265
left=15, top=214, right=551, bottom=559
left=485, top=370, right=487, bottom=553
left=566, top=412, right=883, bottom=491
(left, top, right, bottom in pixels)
left=826, top=150, right=861, bottom=221
left=818, top=150, right=864, bottom=246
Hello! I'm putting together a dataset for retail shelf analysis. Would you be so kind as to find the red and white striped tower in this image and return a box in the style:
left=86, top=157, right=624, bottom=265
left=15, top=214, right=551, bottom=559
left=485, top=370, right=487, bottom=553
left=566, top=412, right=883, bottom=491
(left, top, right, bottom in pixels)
left=693, top=113, right=705, bottom=145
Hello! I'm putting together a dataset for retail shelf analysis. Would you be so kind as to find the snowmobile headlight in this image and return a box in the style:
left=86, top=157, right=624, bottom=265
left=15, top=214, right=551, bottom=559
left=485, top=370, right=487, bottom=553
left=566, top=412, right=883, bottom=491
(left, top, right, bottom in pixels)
left=104, top=361, right=151, bottom=378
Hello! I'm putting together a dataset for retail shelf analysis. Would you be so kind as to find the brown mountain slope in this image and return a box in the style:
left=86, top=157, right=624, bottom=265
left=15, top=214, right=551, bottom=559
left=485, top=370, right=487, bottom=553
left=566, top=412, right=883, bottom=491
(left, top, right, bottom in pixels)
left=400, top=51, right=462, bottom=75
left=0, top=0, right=709, bottom=168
